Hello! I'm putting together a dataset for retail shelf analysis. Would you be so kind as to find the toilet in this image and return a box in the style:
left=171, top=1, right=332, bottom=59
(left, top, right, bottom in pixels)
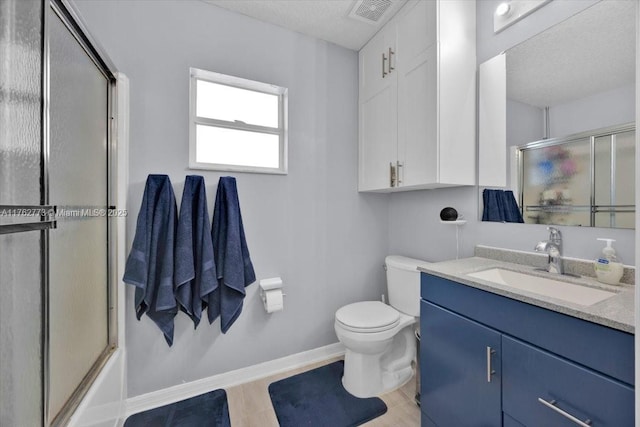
left=334, top=255, right=430, bottom=398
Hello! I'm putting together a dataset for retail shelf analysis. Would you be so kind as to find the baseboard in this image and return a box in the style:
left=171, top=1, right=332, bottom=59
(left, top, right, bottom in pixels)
left=125, top=342, right=345, bottom=416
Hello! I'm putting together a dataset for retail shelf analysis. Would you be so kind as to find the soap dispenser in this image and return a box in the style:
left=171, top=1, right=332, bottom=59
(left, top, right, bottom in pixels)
left=594, top=238, right=623, bottom=285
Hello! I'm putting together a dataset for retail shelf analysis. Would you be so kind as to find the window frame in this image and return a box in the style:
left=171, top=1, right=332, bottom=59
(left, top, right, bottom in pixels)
left=188, top=67, right=288, bottom=174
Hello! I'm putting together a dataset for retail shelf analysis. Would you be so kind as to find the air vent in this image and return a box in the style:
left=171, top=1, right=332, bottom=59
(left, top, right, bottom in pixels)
left=348, top=0, right=393, bottom=24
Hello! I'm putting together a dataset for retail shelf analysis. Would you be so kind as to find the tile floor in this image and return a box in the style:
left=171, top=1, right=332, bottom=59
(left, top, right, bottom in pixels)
left=226, top=356, right=421, bottom=427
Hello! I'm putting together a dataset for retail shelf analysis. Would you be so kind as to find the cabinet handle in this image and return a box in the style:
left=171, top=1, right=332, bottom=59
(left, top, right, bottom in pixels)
left=396, top=161, right=403, bottom=185
left=382, top=53, right=388, bottom=78
left=486, top=346, right=496, bottom=382
left=389, top=162, right=396, bottom=187
left=388, top=47, right=395, bottom=73
left=538, top=398, right=592, bottom=426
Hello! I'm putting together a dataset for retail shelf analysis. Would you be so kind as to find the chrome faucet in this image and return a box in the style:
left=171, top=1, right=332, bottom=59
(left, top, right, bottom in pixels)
left=534, top=226, right=563, bottom=274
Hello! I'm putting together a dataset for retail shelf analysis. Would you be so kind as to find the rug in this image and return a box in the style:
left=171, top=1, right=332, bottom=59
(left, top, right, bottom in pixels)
left=123, top=388, right=230, bottom=427
left=268, top=361, right=387, bottom=427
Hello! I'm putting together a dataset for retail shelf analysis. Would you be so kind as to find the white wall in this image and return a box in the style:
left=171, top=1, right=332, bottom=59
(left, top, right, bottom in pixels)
left=507, top=83, right=636, bottom=144
left=74, top=0, right=636, bottom=400
left=507, top=99, right=543, bottom=146
left=390, top=0, right=635, bottom=264
left=73, top=0, right=389, bottom=398
left=549, top=83, right=635, bottom=137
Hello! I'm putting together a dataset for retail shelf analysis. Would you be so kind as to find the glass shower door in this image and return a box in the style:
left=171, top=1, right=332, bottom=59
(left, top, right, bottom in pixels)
left=1, top=1, right=116, bottom=425
left=521, top=138, right=592, bottom=226
left=594, top=130, right=635, bottom=229
left=47, top=3, right=112, bottom=424
left=0, top=0, right=45, bottom=426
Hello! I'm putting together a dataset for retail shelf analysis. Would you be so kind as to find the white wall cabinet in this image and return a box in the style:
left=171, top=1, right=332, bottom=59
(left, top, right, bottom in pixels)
left=358, top=0, right=476, bottom=192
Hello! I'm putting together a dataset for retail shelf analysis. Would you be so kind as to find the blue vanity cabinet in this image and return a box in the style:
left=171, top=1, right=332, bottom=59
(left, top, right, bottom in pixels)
left=420, top=272, right=634, bottom=426
left=420, top=301, right=502, bottom=427
left=502, top=336, right=634, bottom=426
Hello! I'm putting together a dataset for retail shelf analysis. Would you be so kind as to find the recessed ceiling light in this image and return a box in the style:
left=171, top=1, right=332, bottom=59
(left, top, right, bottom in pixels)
left=496, top=2, right=511, bottom=17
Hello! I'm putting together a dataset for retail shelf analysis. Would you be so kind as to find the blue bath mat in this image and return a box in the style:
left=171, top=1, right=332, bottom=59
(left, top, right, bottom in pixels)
left=123, top=388, right=230, bottom=427
left=268, top=361, right=387, bottom=427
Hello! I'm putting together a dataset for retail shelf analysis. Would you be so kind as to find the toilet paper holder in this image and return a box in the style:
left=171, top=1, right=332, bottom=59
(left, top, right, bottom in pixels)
left=259, top=277, right=285, bottom=313
left=259, top=277, right=284, bottom=293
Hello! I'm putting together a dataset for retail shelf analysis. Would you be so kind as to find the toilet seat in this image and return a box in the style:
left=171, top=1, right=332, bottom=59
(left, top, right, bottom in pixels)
left=335, top=301, right=400, bottom=333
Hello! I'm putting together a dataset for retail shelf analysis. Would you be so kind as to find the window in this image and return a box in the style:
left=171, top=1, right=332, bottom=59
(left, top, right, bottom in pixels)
left=189, top=68, right=288, bottom=174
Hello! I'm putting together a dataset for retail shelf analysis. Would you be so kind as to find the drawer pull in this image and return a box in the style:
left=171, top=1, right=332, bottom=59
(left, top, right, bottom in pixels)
left=486, top=346, right=496, bottom=382
left=538, top=398, right=592, bottom=426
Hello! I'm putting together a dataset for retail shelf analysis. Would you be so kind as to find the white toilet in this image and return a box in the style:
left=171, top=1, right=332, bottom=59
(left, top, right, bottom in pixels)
left=334, top=255, right=430, bottom=398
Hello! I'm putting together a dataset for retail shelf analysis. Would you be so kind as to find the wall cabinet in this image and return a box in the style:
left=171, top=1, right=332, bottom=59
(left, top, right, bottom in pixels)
left=358, top=0, right=476, bottom=192
left=420, top=274, right=634, bottom=427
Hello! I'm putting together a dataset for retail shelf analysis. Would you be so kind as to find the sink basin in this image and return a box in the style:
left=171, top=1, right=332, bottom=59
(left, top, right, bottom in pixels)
left=466, top=268, right=615, bottom=306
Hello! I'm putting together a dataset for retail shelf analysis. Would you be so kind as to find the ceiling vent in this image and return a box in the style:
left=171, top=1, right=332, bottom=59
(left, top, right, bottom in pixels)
left=348, top=0, right=393, bottom=25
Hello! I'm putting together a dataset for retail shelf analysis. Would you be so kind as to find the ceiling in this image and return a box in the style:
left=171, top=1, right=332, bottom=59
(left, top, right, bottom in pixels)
left=203, top=1, right=635, bottom=107
left=507, top=0, right=635, bottom=108
left=203, top=0, right=408, bottom=51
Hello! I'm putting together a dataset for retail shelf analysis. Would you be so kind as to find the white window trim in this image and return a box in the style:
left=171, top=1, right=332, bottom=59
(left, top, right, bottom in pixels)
left=188, top=67, right=288, bottom=174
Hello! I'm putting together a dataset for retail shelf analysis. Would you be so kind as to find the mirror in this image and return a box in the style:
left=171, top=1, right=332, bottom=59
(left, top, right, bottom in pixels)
left=517, top=123, right=634, bottom=228
left=479, top=0, right=636, bottom=229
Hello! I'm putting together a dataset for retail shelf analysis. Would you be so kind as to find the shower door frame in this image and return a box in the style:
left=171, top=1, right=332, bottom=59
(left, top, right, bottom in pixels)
left=44, top=1, right=119, bottom=425
left=516, top=122, right=636, bottom=228
left=0, top=0, right=121, bottom=423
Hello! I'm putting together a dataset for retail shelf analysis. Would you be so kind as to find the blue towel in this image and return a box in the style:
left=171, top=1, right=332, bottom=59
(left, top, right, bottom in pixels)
left=123, top=175, right=178, bottom=346
left=175, top=175, right=218, bottom=328
left=482, top=189, right=524, bottom=223
left=503, top=190, right=524, bottom=223
left=210, top=177, right=256, bottom=333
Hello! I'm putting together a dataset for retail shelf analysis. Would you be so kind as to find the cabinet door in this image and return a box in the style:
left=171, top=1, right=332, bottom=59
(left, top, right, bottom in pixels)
left=358, top=85, right=396, bottom=191
left=358, top=27, right=397, bottom=191
left=397, top=0, right=437, bottom=187
left=502, top=336, right=634, bottom=426
left=421, top=301, right=502, bottom=427
left=359, top=23, right=395, bottom=102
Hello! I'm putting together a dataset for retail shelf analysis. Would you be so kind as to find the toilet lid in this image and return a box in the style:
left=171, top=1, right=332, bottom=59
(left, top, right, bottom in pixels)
left=335, top=301, right=400, bottom=332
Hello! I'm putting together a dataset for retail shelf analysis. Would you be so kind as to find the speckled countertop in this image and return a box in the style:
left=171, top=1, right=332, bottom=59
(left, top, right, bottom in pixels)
left=418, top=255, right=635, bottom=334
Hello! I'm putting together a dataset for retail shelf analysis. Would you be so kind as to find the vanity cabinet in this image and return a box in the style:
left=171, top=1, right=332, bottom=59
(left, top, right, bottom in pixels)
left=421, top=301, right=501, bottom=426
left=502, top=337, right=633, bottom=426
left=420, top=273, right=634, bottom=427
left=358, top=0, right=476, bottom=192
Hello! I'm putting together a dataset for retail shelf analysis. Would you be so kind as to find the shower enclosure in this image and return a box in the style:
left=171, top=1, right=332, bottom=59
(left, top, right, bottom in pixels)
left=0, top=0, right=120, bottom=425
left=518, top=124, right=635, bottom=229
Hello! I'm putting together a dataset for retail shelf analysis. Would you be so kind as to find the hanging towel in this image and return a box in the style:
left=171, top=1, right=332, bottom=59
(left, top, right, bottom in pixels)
left=175, top=175, right=218, bottom=328
left=210, top=176, right=256, bottom=333
left=482, top=189, right=524, bottom=223
left=503, top=190, right=524, bottom=223
left=123, top=175, right=178, bottom=346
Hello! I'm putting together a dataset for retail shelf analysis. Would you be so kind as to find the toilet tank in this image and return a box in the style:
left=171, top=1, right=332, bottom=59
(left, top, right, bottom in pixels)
left=385, top=255, right=431, bottom=317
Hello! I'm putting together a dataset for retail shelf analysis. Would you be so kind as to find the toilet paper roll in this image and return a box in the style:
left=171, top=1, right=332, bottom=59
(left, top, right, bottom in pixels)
left=263, top=289, right=284, bottom=313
